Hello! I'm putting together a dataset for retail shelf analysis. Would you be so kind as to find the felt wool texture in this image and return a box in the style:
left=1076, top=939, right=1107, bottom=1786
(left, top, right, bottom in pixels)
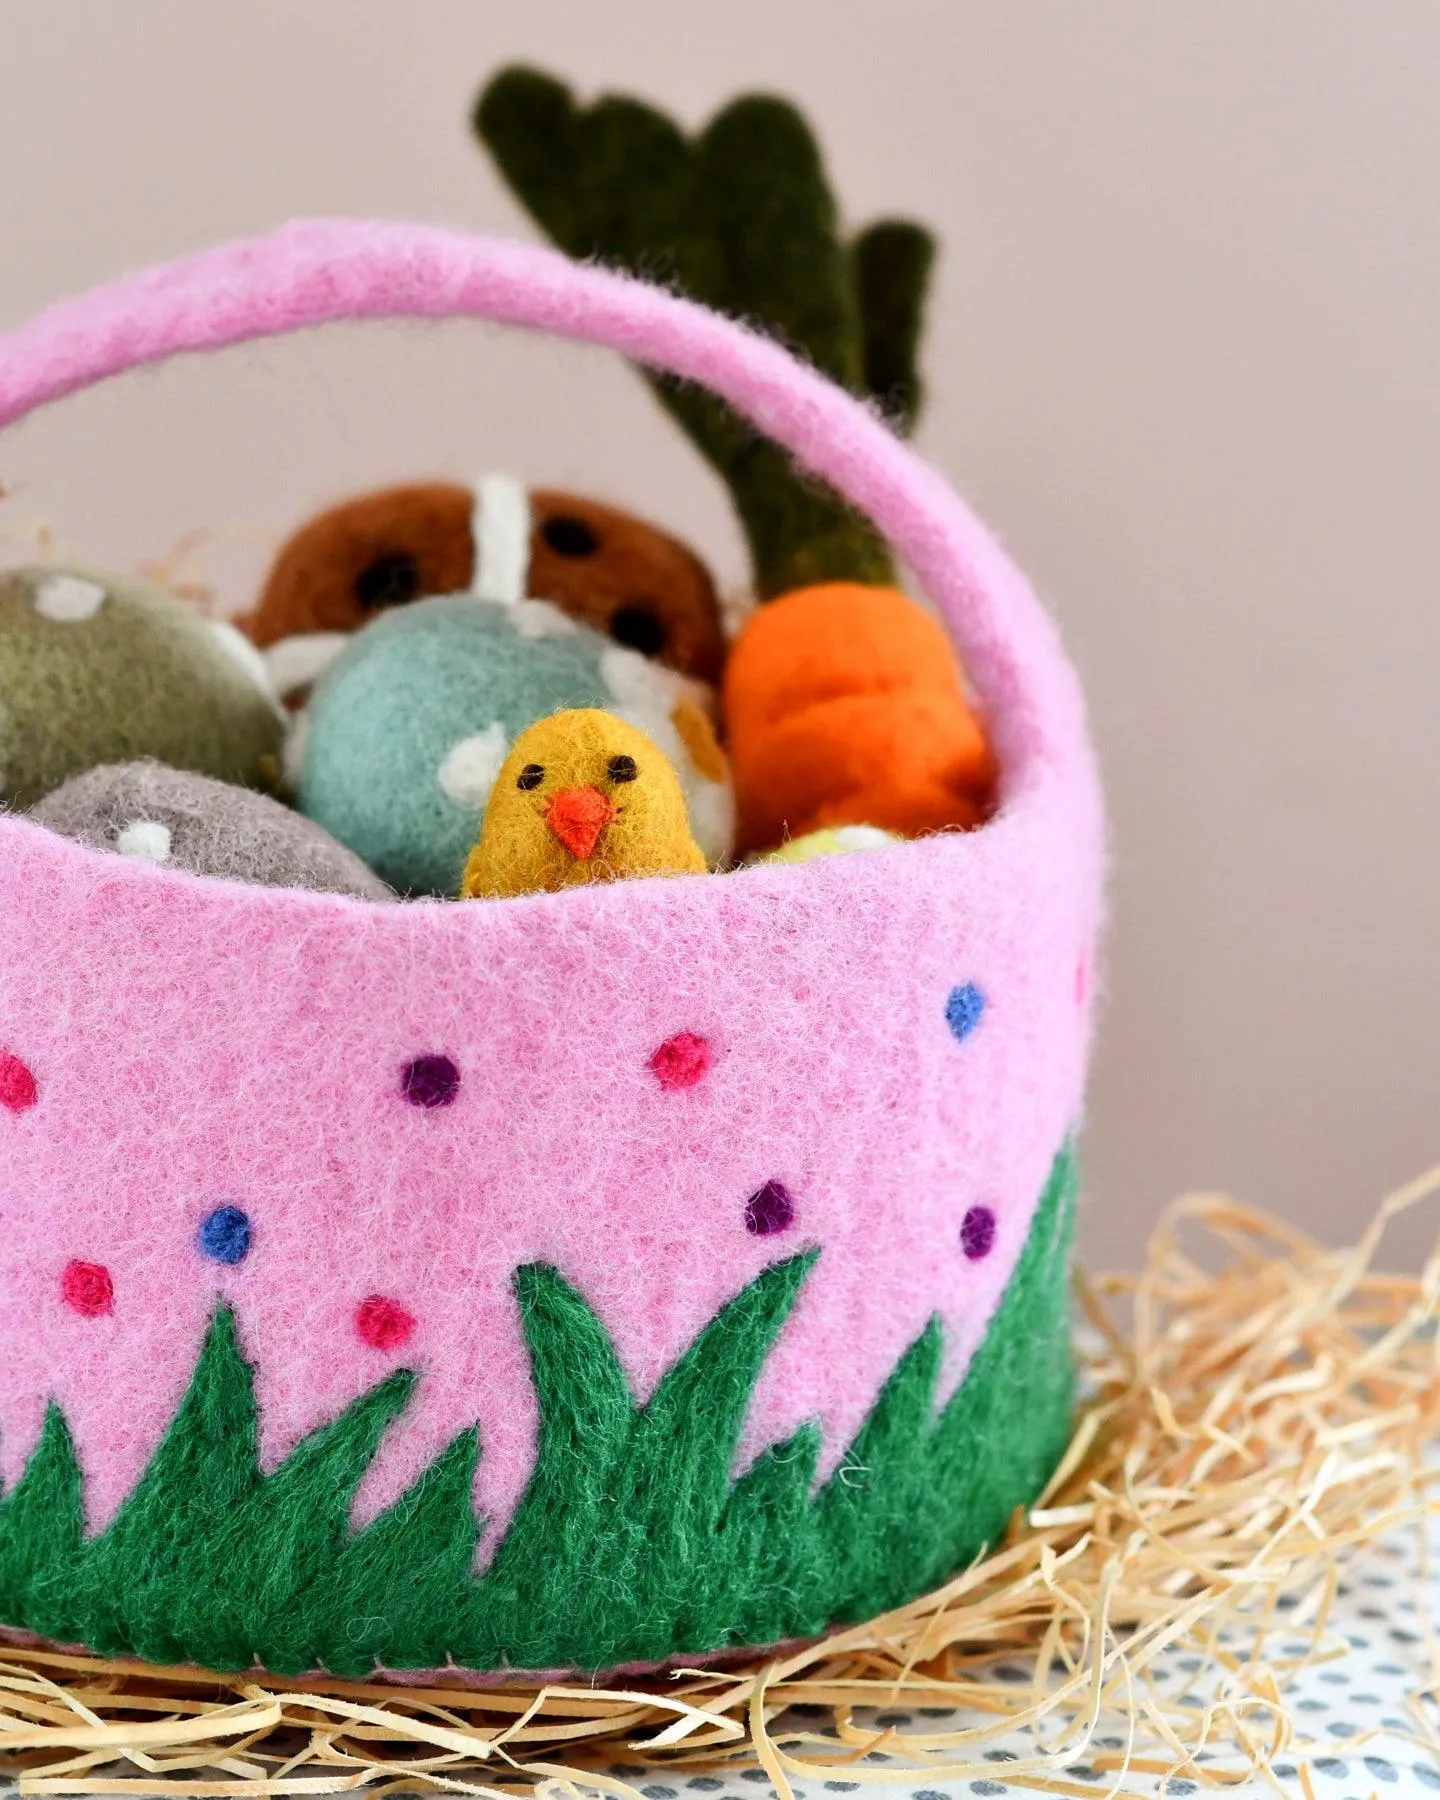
left=724, top=581, right=999, bottom=855
left=297, top=593, right=731, bottom=896
left=476, top=69, right=937, bottom=599
left=0, top=219, right=1103, bottom=1675
left=460, top=710, right=706, bottom=899
left=248, top=481, right=726, bottom=683
left=0, top=567, right=283, bottom=810
left=30, top=762, right=394, bottom=900
left=0, top=1150, right=1073, bottom=1675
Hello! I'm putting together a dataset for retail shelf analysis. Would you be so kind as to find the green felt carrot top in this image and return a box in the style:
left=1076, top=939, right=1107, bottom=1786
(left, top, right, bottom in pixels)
left=474, top=67, right=936, bottom=599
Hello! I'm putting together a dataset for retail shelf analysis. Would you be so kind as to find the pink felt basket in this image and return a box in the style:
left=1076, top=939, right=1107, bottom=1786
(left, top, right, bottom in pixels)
left=0, top=221, right=1104, bottom=1678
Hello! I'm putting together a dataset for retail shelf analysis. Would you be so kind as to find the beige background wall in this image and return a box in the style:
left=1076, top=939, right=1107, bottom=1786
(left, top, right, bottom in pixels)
left=2, top=2, right=1436, bottom=1268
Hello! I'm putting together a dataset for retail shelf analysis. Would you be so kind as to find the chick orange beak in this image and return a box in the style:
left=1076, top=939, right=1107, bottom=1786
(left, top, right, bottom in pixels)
left=545, top=786, right=618, bottom=860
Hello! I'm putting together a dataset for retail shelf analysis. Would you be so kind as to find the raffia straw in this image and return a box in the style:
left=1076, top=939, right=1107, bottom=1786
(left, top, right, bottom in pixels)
left=134, top=529, right=222, bottom=612
left=2, top=1167, right=1439, bottom=1799
left=0, top=506, right=249, bottom=617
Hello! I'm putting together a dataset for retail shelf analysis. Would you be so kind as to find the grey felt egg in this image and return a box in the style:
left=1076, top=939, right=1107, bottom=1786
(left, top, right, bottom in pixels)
left=31, top=761, right=394, bottom=900
left=0, top=567, right=284, bottom=809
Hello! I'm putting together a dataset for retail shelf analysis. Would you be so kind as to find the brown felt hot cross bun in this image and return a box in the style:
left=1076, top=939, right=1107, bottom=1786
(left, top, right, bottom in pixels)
left=245, top=480, right=726, bottom=685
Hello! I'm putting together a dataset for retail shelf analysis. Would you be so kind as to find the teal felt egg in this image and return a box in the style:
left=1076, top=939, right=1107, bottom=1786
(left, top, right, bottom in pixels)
left=294, top=594, right=733, bottom=897
left=0, top=567, right=284, bottom=810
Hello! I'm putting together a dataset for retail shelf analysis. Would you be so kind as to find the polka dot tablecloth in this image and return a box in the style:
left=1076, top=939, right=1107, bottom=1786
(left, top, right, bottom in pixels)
left=600, top=1519, right=1440, bottom=1800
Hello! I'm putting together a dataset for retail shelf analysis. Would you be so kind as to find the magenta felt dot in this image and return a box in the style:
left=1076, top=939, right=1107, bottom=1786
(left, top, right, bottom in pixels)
left=356, top=1294, right=415, bottom=1351
left=745, top=1180, right=795, bottom=1236
left=961, top=1205, right=996, bottom=1261
left=648, top=1031, right=712, bottom=1091
left=62, top=1260, right=113, bottom=1318
left=0, top=1050, right=37, bottom=1113
left=401, top=1054, right=460, bottom=1109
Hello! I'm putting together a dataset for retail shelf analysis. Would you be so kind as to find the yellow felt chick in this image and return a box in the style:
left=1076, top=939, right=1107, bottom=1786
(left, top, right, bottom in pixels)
left=460, top=709, right=707, bottom=900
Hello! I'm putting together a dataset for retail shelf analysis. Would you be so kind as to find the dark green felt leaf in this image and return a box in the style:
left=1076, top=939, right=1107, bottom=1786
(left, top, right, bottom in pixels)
left=852, top=220, right=937, bottom=435
left=474, top=64, right=904, bottom=597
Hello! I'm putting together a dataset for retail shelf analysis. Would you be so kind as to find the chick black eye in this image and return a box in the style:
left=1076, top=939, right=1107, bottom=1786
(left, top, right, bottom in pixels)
left=355, top=551, right=421, bottom=610
left=607, top=754, right=638, bottom=783
left=516, top=764, right=545, bottom=791
left=609, top=605, right=666, bottom=657
left=540, top=515, right=598, bottom=558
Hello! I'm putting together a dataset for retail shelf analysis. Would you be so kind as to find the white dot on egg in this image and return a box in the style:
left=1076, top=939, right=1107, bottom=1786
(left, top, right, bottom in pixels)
left=33, top=574, right=107, bottom=623
left=832, top=826, right=894, bottom=852
left=115, top=820, right=173, bottom=862
left=437, top=724, right=510, bottom=808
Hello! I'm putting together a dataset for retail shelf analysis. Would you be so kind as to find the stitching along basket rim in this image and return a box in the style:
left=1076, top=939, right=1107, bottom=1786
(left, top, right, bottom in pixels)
left=0, top=219, right=1105, bottom=1680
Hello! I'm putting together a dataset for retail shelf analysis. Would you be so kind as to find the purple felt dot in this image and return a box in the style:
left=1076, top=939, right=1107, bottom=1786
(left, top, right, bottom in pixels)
left=745, top=1180, right=795, bottom=1236
left=401, top=1054, right=460, bottom=1109
left=961, top=1205, right=996, bottom=1261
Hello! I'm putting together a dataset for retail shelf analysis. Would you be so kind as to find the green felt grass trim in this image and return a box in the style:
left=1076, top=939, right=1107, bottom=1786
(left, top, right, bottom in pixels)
left=0, top=1150, right=1075, bottom=1676
left=474, top=66, right=937, bottom=599
left=0, top=1405, right=83, bottom=1645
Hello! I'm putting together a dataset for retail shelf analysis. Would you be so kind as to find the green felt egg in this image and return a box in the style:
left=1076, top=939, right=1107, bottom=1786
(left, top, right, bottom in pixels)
left=295, top=593, right=733, bottom=897
left=0, top=568, right=284, bottom=810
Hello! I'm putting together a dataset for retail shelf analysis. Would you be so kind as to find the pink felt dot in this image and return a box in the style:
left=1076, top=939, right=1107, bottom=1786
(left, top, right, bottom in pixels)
left=1075, top=951, right=1090, bottom=1007
left=0, top=1050, right=37, bottom=1113
left=62, top=1260, right=114, bottom=1318
left=648, top=1031, right=713, bottom=1092
left=355, top=1294, right=416, bottom=1351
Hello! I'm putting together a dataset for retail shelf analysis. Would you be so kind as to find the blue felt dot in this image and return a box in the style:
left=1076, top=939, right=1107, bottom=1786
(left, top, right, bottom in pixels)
left=198, top=1205, right=252, bottom=1266
left=946, top=982, right=986, bottom=1042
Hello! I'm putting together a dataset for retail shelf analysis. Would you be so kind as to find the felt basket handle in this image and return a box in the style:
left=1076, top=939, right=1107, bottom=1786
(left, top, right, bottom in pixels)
left=0, top=219, right=1090, bottom=797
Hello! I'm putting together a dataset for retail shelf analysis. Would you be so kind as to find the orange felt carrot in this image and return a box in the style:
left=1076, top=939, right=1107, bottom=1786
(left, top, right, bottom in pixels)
left=722, top=582, right=996, bottom=857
